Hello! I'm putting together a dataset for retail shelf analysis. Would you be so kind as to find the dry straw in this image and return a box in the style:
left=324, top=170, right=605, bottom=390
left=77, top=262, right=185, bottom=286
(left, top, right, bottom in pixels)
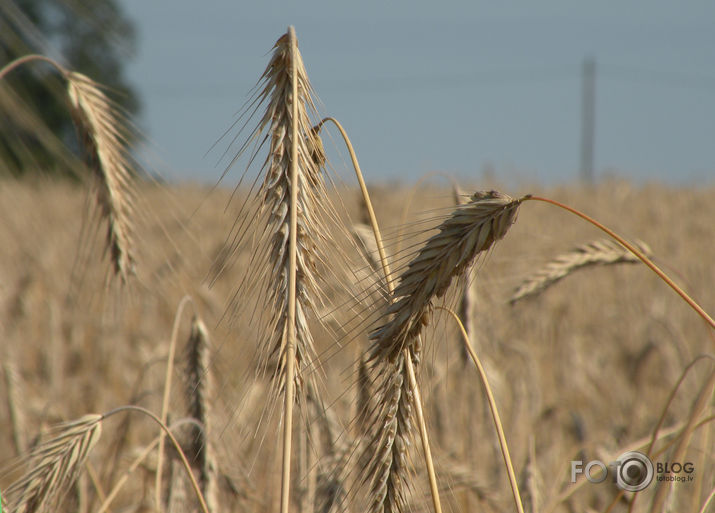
left=522, top=195, right=715, bottom=328
left=510, top=238, right=653, bottom=304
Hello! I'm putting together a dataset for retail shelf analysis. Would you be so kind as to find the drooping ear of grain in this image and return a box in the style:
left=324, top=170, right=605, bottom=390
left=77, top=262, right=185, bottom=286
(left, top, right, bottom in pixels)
left=362, top=191, right=523, bottom=513
left=510, top=238, right=653, bottom=304
left=4, top=414, right=103, bottom=513
left=370, top=190, right=523, bottom=363
left=66, top=72, right=137, bottom=283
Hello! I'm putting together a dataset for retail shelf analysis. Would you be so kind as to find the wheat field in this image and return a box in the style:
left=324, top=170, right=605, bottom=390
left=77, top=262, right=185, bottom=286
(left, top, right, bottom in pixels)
left=0, top=175, right=713, bottom=513
left=1, top=28, right=713, bottom=513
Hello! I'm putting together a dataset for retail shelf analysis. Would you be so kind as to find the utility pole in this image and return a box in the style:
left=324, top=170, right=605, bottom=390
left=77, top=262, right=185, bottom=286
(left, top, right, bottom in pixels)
left=580, top=56, right=596, bottom=183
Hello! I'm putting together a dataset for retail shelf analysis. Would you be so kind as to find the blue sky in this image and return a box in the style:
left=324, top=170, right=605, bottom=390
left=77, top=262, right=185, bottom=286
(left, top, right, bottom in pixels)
left=121, top=1, right=715, bottom=185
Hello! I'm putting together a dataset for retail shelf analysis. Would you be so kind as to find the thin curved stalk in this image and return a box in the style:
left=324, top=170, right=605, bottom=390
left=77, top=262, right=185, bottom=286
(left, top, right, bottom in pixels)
left=652, top=416, right=715, bottom=460
left=155, top=295, right=194, bottom=512
left=84, top=462, right=109, bottom=513
left=651, top=370, right=715, bottom=512
left=0, top=54, right=67, bottom=80
left=315, top=117, right=392, bottom=287
left=404, top=354, right=442, bottom=513
left=525, top=196, right=714, bottom=329
left=103, top=405, right=210, bottom=513
left=438, top=306, right=524, bottom=513
left=646, top=355, right=714, bottom=456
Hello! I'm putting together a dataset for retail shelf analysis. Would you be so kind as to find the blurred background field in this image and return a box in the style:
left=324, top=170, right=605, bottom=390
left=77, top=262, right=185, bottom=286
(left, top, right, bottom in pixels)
left=0, top=177, right=712, bottom=512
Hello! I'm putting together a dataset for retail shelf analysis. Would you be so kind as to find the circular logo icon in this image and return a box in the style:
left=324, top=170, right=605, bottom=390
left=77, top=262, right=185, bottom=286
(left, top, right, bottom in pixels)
left=615, top=451, right=654, bottom=492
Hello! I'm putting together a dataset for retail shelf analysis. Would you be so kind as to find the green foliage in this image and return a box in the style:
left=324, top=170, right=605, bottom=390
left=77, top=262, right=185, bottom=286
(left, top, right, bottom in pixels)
left=0, top=0, right=140, bottom=177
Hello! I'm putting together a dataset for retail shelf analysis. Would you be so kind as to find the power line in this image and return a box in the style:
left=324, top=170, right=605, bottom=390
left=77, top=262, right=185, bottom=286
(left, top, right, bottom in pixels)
left=139, top=63, right=715, bottom=98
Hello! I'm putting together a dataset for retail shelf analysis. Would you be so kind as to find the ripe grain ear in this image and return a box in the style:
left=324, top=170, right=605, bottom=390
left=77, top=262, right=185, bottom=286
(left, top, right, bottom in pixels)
left=66, top=72, right=137, bottom=283
left=369, top=191, right=523, bottom=362
left=510, top=238, right=652, bottom=304
left=363, top=191, right=524, bottom=513
left=218, top=27, right=348, bottom=513
left=4, top=414, right=103, bottom=513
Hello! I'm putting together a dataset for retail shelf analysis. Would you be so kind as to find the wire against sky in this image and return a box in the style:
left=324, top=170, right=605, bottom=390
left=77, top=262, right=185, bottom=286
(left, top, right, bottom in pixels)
left=138, top=64, right=715, bottom=98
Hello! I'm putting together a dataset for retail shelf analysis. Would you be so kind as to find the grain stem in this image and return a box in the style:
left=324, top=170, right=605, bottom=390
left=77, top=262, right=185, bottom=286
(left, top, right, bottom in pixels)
left=155, top=295, right=195, bottom=512
left=314, top=117, right=392, bottom=287
left=0, top=53, right=67, bottom=80
left=280, top=25, right=300, bottom=513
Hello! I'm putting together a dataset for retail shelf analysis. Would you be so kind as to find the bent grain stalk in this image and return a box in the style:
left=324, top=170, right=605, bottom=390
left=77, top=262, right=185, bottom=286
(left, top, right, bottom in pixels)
left=313, top=116, right=445, bottom=513
left=439, top=306, right=525, bottom=513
